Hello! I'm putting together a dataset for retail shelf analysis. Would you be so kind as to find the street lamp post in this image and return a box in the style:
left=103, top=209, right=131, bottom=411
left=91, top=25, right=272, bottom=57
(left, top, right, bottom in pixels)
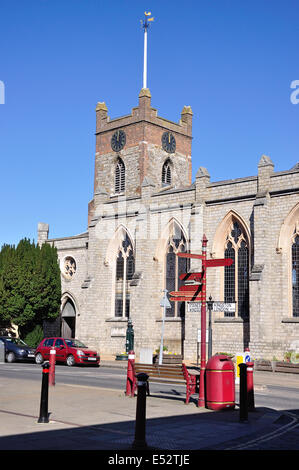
left=126, top=319, right=134, bottom=355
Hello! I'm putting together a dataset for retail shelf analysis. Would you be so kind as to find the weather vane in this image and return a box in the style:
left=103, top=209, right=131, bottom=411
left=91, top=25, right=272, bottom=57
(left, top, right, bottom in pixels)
left=140, top=11, right=154, bottom=90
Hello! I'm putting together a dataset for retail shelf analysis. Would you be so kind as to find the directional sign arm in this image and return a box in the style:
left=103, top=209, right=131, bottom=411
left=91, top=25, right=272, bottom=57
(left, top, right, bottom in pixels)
left=170, top=296, right=204, bottom=302
left=179, top=272, right=203, bottom=282
left=204, top=258, right=233, bottom=267
left=178, top=284, right=203, bottom=293
left=177, top=253, right=204, bottom=260
left=170, top=291, right=204, bottom=299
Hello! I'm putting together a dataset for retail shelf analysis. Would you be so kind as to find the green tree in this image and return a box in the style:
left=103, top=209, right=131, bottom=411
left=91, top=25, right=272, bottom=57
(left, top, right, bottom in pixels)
left=0, top=238, right=61, bottom=337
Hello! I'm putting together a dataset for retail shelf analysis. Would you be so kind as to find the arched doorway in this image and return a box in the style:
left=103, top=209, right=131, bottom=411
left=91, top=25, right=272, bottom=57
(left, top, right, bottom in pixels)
left=61, top=299, right=76, bottom=338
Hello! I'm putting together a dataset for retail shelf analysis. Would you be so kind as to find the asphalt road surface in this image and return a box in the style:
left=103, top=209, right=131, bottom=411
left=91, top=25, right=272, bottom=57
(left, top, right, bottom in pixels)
left=0, top=361, right=298, bottom=410
left=1, top=361, right=299, bottom=450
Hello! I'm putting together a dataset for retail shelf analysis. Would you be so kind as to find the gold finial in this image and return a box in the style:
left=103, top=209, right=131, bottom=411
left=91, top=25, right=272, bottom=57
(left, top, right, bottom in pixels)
left=144, top=11, right=154, bottom=21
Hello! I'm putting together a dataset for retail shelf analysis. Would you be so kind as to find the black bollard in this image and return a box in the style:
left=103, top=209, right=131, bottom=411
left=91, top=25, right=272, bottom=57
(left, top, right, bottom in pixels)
left=132, top=372, right=149, bottom=449
left=239, top=363, right=248, bottom=423
left=38, top=361, right=50, bottom=423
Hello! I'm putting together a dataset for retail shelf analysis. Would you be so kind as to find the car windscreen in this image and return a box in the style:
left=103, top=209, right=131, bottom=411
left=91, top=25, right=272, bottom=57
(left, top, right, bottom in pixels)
left=5, top=338, right=27, bottom=346
left=65, top=339, right=87, bottom=348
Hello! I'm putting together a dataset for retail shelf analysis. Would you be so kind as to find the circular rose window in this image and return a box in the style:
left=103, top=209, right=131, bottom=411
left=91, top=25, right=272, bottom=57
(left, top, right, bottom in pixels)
left=63, top=256, right=76, bottom=279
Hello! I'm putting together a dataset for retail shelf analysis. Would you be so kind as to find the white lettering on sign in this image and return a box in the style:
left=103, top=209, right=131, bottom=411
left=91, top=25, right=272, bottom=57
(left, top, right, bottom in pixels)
left=212, top=302, right=236, bottom=313
left=187, top=302, right=201, bottom=312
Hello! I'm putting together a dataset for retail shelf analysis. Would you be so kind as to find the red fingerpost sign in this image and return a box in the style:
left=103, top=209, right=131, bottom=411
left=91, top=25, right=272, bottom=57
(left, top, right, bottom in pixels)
left=170, top=236, right=233, bottom=408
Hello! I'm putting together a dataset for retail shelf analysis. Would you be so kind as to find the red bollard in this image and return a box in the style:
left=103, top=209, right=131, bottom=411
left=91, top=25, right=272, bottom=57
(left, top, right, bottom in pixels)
left=126, top=350, right=135, bottom=397
left=49, top=348, right=56, bottom=386
left=246, top=361, right=255, bottom=411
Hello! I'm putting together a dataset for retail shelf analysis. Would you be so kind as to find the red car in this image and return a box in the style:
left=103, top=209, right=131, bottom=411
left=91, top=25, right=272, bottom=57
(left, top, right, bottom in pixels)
left=35, top=337, right=100, bottom=367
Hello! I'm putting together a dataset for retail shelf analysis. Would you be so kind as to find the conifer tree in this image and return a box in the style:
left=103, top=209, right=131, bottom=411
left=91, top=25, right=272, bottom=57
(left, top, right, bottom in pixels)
left=0, top=238, right=61, bottom=336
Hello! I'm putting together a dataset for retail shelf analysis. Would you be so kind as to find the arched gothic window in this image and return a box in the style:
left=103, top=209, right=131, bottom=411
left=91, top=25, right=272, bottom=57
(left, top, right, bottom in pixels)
left=224, top=221, right=249, bottom=319
left=165, top=225, right=188, bottom=317
left=292, top=228, right=299, bottom=317
left=162, top=160, right=172, bottom=186
left=115, top=233, right=134, bottom=318
left=115, top=158, right=125, bottom=194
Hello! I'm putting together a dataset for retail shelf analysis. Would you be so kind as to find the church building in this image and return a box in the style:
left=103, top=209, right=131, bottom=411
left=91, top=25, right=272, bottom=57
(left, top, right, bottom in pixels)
left=37, top=84, right=299, bottom=361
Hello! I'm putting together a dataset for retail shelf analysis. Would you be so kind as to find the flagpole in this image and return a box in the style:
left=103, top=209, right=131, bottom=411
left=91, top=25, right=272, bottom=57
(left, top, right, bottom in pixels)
left=141, top=12, right=154, bottom=90
left=143, top=26, right=147, bottom=89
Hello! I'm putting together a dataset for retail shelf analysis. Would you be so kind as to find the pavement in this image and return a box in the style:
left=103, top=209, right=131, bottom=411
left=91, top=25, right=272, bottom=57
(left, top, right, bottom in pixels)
left=0, top=359, right=299, bottom=455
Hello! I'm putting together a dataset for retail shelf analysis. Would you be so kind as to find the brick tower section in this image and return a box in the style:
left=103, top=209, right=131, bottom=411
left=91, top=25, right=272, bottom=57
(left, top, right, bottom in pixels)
left=89, top=88, right=193, bottom=221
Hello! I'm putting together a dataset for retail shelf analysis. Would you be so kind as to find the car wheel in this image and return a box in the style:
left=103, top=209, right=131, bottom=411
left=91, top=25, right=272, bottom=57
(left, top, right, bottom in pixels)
left=6, top=352, right=15, bottom=363
left=35, top=353, right=43, bottom=364
left=66, top=355, right=75, bottom=367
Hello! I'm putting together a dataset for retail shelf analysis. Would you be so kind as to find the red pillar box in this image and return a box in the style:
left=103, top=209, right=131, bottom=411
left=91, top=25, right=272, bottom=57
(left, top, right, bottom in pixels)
left=205, top=355, right=235, bottom=410
left=126, top=350, right=135, bottom=397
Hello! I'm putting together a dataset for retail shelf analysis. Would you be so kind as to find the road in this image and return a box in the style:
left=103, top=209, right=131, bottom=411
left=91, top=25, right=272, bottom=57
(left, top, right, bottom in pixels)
left=1, top=361, right=299, bottom=450
left=0, top=362, right=189, bottom=398
left=0, top=362, right=299, bottom=410
left=0, top=362, right=127, bottom=389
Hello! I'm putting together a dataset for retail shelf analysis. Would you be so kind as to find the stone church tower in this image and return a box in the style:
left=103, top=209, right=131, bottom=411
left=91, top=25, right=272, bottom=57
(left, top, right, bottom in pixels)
left=88, top=88, right=193, bottom=223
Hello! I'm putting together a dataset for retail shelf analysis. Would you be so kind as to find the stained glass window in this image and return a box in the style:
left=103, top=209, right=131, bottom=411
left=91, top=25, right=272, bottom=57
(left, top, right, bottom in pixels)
left=224, top=242, right=235, bottom=316
left=115, top=233, right=134, bottom=317
left=224, top=221, right=249, bottom=319
left=115, top=294, right=123, bottom=317
left=166, top=251, right=176, bottom=317
left=116, top=252, right=124, bottom=280
left=127, top=250, right=135, bottom=281
left=238, top=241, right=249, bottom=318
left=165, top=227, right=188, bottom=317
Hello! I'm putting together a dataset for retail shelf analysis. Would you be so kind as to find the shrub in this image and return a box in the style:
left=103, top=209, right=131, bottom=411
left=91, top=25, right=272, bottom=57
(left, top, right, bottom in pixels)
left=24, top=324, right=44, bottom=348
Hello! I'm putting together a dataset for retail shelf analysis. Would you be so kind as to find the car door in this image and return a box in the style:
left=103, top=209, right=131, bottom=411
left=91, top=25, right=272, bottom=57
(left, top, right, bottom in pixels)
left=43, top=338, right=54, bottom=360
left=54, top=338, right=67, bottom=362
left=0, top=338, right=5, bottom=359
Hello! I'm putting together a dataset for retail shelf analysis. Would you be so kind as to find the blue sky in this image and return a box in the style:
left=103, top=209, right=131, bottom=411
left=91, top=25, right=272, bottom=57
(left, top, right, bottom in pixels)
left=0, top=0, right=298, bottom=246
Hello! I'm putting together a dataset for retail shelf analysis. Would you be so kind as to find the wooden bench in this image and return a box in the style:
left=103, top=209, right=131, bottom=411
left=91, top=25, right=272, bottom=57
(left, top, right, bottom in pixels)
left=131, top=362, right=200, bottom=404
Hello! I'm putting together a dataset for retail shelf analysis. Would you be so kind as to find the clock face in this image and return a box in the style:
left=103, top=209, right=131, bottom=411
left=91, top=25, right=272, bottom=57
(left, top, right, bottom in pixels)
left=162, top=131, right=176, bottom=153
left=111, top=130, right=126, bottom=152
